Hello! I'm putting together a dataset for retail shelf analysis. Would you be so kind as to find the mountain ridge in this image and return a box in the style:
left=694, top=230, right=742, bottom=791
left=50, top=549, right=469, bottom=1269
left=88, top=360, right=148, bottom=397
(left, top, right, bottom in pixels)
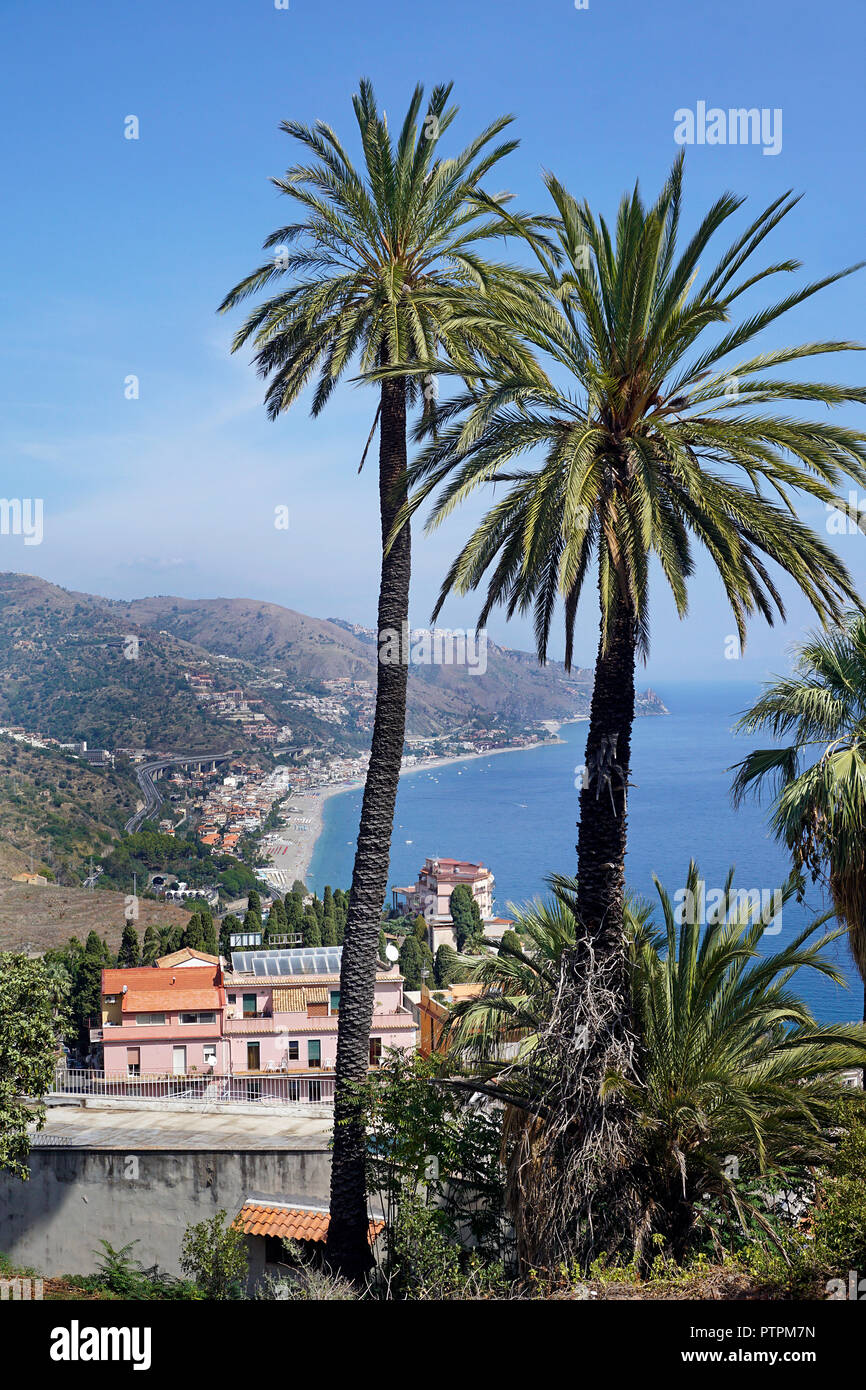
left=0, top=572, right=668, bottom=749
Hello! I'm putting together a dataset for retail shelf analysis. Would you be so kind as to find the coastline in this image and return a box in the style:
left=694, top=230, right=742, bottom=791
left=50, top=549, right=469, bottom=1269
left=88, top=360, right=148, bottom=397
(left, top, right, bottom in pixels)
left=262, top=734, right=568, bottom=892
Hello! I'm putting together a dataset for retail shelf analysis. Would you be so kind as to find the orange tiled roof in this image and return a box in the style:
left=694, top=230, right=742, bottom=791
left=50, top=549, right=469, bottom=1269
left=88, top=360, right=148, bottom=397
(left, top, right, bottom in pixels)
left=103, top=965, right=218, bottom=990
left=102, top=964, right=224, bottom=1014
left=156, top=949, right=220, bottom=968
left=237, top=1202, right=383, bottom=1245
left=125, top=988, right=222, bottom=1013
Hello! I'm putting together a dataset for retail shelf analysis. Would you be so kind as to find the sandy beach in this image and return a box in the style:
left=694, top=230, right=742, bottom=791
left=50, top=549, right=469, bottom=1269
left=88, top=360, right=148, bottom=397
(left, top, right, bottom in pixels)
left=261, top=735, right=568, bottom=893
left=260, top=780, right=364, bottom=892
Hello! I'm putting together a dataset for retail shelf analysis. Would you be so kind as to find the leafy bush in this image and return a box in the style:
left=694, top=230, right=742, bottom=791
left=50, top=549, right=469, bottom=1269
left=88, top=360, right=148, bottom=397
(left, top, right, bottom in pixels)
left=179, top=1211, right=248, bottom=1299
left=80, top=1240, right=202, bottom=1300
left=812, top=1097, right=866, bottom=1275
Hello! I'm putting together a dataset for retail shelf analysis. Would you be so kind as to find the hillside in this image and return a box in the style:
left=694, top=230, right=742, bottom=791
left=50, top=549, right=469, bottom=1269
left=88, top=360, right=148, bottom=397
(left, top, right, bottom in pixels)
left=0, top=735, right=142, bottom=882
left=0, top=573, right=667, bottom=753
left=108, top=593, right=667, bottom=732
left=0, top=574, right=243, bottom=750
left=0, top=879, right=192, bottom=955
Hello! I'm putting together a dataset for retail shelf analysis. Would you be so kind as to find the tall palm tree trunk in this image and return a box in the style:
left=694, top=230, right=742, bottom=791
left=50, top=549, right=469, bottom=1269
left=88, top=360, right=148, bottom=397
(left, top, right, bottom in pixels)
left=575, top=594, right=636, bottom=943
left=525, top=591, right=641, bottom=1269
left=326, top=374, right=410, bottom=1279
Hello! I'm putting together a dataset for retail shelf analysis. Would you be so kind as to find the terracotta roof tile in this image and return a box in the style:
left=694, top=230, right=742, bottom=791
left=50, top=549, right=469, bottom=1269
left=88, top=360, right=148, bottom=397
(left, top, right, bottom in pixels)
left=103, top=965, right=219, bottom=993
left=237, top=1202, right=383, bottom=1245
left=156, top=949, right=221, bottom=967
left=124, top=988, right=222, bottom=1013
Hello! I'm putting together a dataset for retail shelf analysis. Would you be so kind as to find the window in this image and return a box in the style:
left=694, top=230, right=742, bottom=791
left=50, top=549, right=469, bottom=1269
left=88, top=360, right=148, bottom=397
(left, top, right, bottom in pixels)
left=126, top=1048, right=140, bottom=1076
left=247, top=1041, right=261, bottom=1071
left=203, top=1045, right=217, bottom=1067
left=329, top=991, right=341, bottom=1015
left=287, top=1040, right=299, bottom=1061
left=179, top=1011, right=217, bottom=1025
left=242, top=993, right=258, bottom=1018
left=307, top=1039, right=321, bottom=1069
left=264, top=1235, right=289, bottom=1265
left=369, top=1037, right=382, bottom=1067
left=104, top=995, right=117, bottom=1005
left=135, top=1012, right=166, bottom=1026
left=227, top=994, right=236, bottom=1004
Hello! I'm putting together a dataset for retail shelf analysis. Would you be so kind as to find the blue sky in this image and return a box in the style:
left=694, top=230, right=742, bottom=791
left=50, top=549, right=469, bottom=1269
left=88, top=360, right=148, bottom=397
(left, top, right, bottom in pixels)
left=2, top=0, right=864, bottom=682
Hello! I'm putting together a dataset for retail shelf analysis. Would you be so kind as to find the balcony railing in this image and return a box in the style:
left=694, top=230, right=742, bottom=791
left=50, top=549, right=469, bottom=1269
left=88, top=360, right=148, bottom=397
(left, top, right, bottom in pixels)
left=50, top=1066, right=335, bottom=1108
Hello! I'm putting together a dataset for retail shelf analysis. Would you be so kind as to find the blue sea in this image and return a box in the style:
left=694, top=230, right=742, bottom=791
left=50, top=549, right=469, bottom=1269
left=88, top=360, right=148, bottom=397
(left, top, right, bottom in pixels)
left=309, top=682, right=862, bottom=1023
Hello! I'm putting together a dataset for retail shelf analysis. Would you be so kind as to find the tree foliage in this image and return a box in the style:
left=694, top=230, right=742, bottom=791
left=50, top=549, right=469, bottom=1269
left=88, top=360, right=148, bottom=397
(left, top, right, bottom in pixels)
left=0, top=954, right=60, bottom=1178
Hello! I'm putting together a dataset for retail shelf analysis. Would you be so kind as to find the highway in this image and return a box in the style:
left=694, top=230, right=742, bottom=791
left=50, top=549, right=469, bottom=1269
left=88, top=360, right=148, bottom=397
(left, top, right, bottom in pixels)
left=124, top=751, right=233, bottom=834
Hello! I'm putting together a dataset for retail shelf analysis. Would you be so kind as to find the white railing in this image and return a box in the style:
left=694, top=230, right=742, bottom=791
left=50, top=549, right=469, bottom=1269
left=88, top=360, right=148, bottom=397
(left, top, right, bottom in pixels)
left=51, top=1066, right=335, bottom=1107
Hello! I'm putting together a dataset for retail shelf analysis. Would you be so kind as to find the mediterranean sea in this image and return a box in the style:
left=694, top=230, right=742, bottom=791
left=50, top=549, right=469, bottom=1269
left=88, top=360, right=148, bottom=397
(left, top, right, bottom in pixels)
left=309, top=681, right=861, bottom=1023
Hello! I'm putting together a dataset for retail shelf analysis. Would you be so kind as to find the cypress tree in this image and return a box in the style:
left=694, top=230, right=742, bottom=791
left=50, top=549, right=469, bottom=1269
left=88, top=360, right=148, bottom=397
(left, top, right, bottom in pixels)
left=117, top=920, right=140, bottom=968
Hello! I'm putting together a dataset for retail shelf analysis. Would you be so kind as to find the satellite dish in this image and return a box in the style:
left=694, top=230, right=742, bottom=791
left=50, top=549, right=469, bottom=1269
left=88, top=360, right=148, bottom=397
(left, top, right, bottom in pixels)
left=384, top=942, right=400, bottom=963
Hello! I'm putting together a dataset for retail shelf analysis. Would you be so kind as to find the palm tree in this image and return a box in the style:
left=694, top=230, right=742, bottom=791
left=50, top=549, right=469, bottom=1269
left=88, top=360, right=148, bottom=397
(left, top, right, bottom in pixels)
left=218, top=79, right=543, bottom=1278
left=445, top=868, right=866, bottom=1269
left=393, top=157, right=866, bottom=1257
left=732, top=612, right=866, bottom=1018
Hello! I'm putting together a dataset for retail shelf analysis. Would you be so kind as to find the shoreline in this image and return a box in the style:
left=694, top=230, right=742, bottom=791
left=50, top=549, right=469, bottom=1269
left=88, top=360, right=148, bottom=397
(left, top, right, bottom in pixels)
left=264, top=732, right=571, bottom=893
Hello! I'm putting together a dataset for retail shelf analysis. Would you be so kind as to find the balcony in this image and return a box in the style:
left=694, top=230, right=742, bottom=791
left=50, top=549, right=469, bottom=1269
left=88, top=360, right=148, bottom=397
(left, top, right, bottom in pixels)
left=89, top=1026, right=103, bottom=1044
left=49, top=1066, right=335, bottom=1109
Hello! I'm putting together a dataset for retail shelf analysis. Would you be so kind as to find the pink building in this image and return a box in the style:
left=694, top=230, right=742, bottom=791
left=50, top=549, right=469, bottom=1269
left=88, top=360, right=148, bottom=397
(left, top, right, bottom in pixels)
left=392, top=857, right=496, bottom=952
left=96, top=946, right=416, bottom=1083
left=98, top=953, right=225, bottom=1077
left=223, top=946, right=415, bottom=1073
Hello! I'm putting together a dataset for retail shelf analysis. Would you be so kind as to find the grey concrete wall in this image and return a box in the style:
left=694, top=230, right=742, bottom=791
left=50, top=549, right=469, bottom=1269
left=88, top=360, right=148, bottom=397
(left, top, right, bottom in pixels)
left=0, top=1147, right=331, bottom=1278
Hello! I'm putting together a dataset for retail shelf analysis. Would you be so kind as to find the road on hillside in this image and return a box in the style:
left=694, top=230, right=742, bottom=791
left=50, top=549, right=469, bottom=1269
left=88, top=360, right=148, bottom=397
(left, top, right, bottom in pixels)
left=124, top=751, right=233, bottom=834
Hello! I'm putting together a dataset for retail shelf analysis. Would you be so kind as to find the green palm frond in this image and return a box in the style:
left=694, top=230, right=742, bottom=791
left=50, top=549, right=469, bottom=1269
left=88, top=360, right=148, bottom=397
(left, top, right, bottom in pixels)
left=219, top=78, right=551, bottom=423
left=733, top=613, right=866, bottom=980
left=391, top=156, right=866, bottom=662
left=444, top=865, right=866, bottom=1260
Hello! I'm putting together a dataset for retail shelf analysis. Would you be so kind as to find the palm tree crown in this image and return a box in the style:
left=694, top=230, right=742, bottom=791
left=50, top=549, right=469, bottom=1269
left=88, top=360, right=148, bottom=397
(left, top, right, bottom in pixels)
left=397, top=156, right=866, bottom=662
left=444, top=868, right=866, bottom=1265
left=732, top=613, right=866, bottom=999
left=218, top=78, right=542, bottom=419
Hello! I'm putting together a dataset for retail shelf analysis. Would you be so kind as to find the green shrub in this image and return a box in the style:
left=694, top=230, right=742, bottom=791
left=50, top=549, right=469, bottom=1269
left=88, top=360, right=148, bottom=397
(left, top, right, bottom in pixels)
left=812, top=1097, right=866, bottom=1275
left=179, top=1211, right=248, bottom=1299
left=82, top=1240, right=202, bottom=1300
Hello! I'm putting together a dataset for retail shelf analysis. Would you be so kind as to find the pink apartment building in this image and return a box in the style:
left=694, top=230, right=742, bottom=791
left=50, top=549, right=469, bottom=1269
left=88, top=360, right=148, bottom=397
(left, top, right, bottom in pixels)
left=391, top=856, right=496, bottom=952
left=97, top=946, right=417, bottom=1079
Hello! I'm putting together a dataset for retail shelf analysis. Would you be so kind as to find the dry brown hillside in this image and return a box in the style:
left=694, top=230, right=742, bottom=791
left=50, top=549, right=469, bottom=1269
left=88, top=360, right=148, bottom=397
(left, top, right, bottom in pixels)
left=0, top=879, right=193, bottom=954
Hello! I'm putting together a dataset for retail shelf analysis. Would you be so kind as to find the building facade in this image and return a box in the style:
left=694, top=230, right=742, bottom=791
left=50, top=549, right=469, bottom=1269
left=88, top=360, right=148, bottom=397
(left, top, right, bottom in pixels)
left=96, top=946, right=416, bottom=1080
left=391, top=857, right=498, bottom=952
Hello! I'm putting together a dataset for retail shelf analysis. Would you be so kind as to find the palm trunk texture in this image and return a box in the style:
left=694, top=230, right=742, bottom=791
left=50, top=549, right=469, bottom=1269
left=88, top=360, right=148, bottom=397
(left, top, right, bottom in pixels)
left=326, top=375, right=410, bottom=1279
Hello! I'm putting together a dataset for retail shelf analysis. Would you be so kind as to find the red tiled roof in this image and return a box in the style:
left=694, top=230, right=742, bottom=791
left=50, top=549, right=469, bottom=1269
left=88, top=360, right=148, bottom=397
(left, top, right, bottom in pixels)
left=237, top=1202, right=383, bottom=1245
left=430, top=858, right=487, bottom=870
left=102, top=965, right=224, bottom=1014
left=125, top=988, right=222, bottom=1012
left=156, top=949, right=221, bottom=967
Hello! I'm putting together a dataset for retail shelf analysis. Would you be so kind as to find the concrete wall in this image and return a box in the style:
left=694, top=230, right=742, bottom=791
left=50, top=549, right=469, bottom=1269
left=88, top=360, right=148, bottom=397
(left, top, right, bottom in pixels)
left=0, top=1146, right=331, bottom=1279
